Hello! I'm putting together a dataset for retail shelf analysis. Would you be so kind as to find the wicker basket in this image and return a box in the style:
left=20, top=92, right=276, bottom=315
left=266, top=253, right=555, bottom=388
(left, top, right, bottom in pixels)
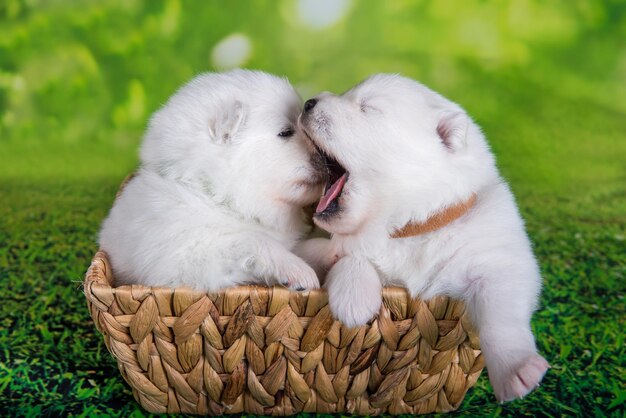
left=84, top=250, right=484, bottom=415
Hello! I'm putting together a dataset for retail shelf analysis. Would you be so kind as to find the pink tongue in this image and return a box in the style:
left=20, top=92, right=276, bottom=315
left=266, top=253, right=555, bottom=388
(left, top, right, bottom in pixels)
left=316, top=173, right=348, bottom=213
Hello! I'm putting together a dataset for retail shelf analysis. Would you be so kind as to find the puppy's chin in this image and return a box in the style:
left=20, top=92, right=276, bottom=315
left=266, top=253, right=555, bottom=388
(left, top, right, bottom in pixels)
left=313, top=205, right=366, bottom=236
left=279, top=181, right=324, bottom=207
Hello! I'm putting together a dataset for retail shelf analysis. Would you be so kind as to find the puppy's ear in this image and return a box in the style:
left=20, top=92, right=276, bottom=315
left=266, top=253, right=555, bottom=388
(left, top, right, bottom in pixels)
left=436, top=110, right=468, bottom=152
left=210, top=100, right=247, bottom=144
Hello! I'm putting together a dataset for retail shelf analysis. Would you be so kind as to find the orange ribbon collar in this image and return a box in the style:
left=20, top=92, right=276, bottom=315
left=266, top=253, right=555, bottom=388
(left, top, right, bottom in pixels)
left=391, top=194, right=477, bottom=239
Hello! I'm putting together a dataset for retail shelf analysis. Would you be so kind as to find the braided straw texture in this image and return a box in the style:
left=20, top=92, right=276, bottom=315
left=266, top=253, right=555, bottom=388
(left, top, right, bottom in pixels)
left=84, top=250, right=484, bottom=415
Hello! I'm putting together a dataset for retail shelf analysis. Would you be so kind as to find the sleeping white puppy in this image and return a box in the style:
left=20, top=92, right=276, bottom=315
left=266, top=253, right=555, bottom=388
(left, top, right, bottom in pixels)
left=99, top=70, right=324, bottom=291
left=296, top=74, right=549, bottom=402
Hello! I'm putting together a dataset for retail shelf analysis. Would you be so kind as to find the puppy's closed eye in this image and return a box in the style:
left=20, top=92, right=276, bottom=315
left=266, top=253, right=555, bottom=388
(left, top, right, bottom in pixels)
left=278, top=128, right=295, bottom=139
left=360, top=101, right=379, bottom=114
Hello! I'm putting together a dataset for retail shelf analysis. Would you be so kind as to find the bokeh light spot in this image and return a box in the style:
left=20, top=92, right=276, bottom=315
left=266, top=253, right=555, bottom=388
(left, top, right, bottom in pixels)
left=211, top=33, right=252, bottom=70
left=297, top=0, right=352, bottom=29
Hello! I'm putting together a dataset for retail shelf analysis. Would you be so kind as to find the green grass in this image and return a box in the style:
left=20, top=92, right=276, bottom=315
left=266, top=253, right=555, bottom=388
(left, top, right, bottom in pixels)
left=1, top=1, right=625, bottom=416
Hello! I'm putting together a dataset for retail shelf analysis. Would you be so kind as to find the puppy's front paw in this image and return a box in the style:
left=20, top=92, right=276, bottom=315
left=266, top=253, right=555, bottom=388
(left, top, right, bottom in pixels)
left=279, top=261, right=320, bottom=292
left=326, top=256, right=382, bottom=328
left=490, top=353, right=549, bottom=402
left=329, top=285, right=381, bottom=328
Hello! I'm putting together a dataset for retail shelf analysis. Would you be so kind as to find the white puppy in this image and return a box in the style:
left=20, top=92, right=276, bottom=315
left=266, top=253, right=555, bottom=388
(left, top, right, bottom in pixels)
left=297, top=74, right=549, bottom=402
left=99, top=70, right=325, bottom=291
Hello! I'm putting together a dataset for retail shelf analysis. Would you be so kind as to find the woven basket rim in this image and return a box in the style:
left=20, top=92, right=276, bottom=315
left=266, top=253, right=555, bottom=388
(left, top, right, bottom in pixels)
left=85, top=249, right=412, bottom=300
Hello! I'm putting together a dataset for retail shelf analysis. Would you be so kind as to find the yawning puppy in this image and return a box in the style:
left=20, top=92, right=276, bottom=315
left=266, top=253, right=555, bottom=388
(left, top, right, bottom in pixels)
left=99, top=70, right=324, bottom=291
left=297, top=74, right=549, bottom=402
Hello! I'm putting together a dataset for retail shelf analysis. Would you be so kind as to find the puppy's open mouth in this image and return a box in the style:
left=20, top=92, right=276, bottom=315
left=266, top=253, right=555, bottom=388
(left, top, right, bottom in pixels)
left=314, top=147, right=349, bottom=216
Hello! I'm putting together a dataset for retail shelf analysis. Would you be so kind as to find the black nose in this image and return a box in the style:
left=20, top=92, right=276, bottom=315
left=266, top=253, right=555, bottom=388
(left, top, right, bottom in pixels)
left=304, top=99, right=317, bottom=112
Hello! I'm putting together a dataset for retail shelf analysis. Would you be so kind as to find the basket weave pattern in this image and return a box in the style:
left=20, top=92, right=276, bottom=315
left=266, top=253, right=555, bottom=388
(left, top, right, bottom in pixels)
left=84, top=250, right=484, bottom=415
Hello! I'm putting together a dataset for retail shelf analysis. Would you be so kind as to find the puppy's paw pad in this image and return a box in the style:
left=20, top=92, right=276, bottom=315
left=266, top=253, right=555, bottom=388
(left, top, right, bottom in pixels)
left=493, top=354, right=549, bottom=402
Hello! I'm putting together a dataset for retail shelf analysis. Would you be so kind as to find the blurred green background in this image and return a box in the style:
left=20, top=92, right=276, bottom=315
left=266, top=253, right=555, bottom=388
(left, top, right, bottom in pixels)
left=1, top=0, right=624, bottom=416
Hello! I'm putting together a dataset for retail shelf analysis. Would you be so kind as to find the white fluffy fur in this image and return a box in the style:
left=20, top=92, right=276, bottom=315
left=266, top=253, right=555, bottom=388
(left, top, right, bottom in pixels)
left=99, top=70, right=324, bottom=291
left=297, top=74, right=549, bottom=402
